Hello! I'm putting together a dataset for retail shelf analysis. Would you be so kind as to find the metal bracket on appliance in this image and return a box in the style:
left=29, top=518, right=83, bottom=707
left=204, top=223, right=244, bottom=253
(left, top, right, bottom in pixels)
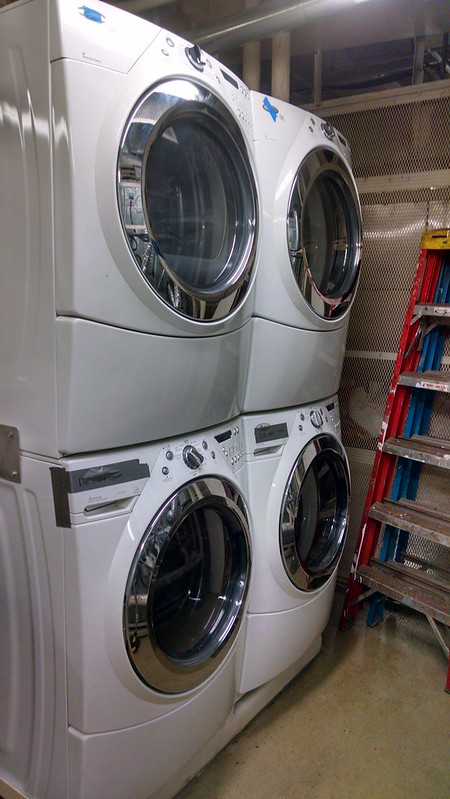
left=0, top=425, right=21, bottom=483
left=50, top=467, right=71, bottom=528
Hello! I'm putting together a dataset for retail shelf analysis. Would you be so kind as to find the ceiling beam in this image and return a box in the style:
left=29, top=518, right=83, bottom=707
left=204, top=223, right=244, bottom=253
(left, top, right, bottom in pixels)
left=183, top=0, right=450, bottom=56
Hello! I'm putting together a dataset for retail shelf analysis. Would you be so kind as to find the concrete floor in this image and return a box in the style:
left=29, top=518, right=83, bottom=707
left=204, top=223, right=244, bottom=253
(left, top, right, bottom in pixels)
left=176, top=587, right=450, bottom=799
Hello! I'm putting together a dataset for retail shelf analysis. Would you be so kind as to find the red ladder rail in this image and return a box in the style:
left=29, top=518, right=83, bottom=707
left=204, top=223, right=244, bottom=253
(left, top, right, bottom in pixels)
left=339, top=246, right=444, bottom=631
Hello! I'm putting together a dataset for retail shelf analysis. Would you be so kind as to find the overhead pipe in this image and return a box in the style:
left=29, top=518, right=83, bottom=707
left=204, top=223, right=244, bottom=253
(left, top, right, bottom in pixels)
left=185, top=0, right=374, bottom=53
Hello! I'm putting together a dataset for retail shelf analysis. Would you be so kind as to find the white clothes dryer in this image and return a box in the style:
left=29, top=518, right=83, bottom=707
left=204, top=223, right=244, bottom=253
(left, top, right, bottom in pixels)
left=0, top=0, right=258, bottom=458
left=238, top=397, right=350, bottom=694
left=243, top=91, right=362, bottom=412
left=0, top=419, right=250, bottom=799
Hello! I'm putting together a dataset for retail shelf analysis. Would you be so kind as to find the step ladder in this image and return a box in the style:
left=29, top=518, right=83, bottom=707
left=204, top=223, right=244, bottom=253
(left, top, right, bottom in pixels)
left=339, top=229, right=450, bottom=692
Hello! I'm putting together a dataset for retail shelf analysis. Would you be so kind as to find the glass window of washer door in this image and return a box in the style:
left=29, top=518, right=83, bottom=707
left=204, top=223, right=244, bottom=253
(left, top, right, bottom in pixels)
left=280, top=437, right=349, bottom=591
left=118, top=80, right=258, bottom=321
left=287, top=148, right=362, bottom=318
left=124, top=478, right=250, bottom=693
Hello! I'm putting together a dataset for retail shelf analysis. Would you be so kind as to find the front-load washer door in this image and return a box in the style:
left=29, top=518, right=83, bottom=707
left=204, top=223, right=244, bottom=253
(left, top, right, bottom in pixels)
left=118, top=79, right=258, bottom=322
left=287, top=148, right=362, bottom=320
left=124, top=477, right=250, bottom=694
left=280, top=434, right=350, bottom=591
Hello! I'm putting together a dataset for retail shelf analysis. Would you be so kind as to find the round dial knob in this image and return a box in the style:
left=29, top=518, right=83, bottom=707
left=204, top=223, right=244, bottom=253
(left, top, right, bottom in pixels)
left=185, top=44, right=206, bottom=71
left=321, top=120, right=335, bottom=140
left=183, top=445, right=205, bottom=470
left=310, top=409, right=323, bottom=428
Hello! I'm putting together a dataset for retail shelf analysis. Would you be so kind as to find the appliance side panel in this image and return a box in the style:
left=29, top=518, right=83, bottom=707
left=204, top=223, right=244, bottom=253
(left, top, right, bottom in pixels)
left=0, top=481, right=35, bottom=793
left=22, top=455, right=70, bottom=799
left=0, top=0, right=58, bottom=456
left=0, top=454, right=69, bottom=799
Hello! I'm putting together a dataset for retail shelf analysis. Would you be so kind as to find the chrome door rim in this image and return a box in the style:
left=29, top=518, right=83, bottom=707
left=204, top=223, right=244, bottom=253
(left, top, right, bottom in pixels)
left=117, top=79, right=258, bottom=322
left=279, top=434, right=350, bottom=591
left=287, top=147, right=362, bottom=320
left=124, top=476, right=251, bottom=694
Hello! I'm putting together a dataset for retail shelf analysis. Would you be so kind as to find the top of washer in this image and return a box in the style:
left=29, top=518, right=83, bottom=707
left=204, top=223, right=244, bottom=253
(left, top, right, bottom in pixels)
left=49, top=0, right=160, bottom=71
left=48, top=0, right=252, bottom=124
left=250, top=90, right=351, bottom=162
left=49, top=0, right=249, bottom=117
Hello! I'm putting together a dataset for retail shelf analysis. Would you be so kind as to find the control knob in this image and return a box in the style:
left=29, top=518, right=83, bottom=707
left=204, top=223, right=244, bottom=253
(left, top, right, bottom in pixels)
left=183, top=445, right=204, bottom=470
left=310, top=409, right=323, bottom=428
left=321, top=120, right=335, bottom=140
left=185, top=44, right=206, bottom=71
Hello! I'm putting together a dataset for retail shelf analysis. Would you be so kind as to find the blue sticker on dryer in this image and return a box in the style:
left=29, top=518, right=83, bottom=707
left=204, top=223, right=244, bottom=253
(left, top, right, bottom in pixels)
left=262, top=96, right=279, bottom=122
left=79, top=6, right=105, bottom=23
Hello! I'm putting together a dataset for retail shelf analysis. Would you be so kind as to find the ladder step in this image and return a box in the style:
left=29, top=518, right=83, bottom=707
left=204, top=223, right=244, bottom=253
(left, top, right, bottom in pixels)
left=414, top=303, right=450, bottom=323
left=369, top=499, right=450, bottom=548
left=399, top=551, right=450, bottom=580
left=357, top=562, right=450, bottom=625
left=395, top=497, right=450, bottom=524
left=397, top=370, right=450, bottom=392
left=383, top=435, right=450, bottom=468
left=371, top=557, right=450, bottom=594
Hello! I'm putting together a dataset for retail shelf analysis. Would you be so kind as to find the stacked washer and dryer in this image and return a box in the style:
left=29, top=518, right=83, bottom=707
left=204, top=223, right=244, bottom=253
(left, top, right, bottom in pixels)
left=0, top=2, right=257, bottom=799
left=237, top=92, right=362, bottom=695
left=0, top=2, right=361, bottom=799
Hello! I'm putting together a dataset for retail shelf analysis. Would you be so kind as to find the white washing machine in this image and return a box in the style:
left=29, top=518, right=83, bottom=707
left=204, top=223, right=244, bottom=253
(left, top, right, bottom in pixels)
left=243, top=91, right=362, bottom=412
left=0, top=0, right=258, bottom=458
left=0, top=419, right=251, bottom=799
left=238, top=397, right=350, bottom=694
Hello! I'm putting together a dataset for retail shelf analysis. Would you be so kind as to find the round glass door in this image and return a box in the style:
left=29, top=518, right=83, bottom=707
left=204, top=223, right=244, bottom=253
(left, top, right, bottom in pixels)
left=287, top=148, right=362, bottom=319
left=124, top=477, right=250, bottom=694
left=118, top=79, right=258, bottom=321
left=280, top=434, right=350, bottom=591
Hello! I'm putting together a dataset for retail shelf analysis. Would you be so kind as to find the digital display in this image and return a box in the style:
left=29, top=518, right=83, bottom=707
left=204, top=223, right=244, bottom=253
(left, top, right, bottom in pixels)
left=220, top=69, right=239, bottom=90
left=215, top=430, right=232, bottom=444
left=67, top=459, right=150, bottom=493
left=254, top=423, right=288, bottom=444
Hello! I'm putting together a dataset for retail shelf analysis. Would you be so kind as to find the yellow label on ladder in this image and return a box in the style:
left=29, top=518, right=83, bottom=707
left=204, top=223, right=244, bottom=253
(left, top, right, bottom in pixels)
left=420, top=229, right=450, bottom=250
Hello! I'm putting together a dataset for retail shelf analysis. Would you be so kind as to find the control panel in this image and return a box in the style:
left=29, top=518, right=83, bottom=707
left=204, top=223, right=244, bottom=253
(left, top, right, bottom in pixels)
left=242, top=399, right=342, bottom=460
left=307, top=114, right=350, bottom=159
left=156, top=30, right=252, bottom=134
left=214, top=424, right=245, bottom=470
left=157, top=422, right=245, bottom=482
left=295, top=398, right=341, bottom=438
